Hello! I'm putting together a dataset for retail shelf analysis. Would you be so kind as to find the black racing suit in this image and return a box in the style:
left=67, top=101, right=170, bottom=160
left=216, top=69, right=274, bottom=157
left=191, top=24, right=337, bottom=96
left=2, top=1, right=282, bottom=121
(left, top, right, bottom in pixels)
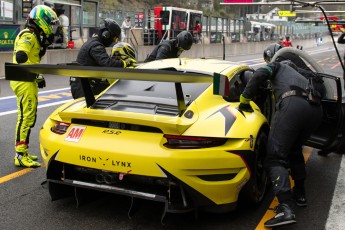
left=242, top=62, right=324, bottom=206
left=274, top=54, right=324, bottom=93
left=70, top=36, right=124, bottom=99
left=144, top=39, right=181, bottom=62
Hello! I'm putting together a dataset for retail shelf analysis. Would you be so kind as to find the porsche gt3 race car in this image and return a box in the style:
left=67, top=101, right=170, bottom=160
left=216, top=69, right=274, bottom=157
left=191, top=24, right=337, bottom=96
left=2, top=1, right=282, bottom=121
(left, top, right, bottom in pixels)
left=6, top=59, right=271, bottom=215
left=4, top=51, right=345, bottom=218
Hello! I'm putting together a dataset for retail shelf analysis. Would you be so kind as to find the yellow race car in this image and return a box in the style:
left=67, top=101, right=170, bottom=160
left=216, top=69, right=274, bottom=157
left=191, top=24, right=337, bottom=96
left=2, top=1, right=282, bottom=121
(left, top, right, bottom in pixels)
left=6, top=54, right=344, bottom=217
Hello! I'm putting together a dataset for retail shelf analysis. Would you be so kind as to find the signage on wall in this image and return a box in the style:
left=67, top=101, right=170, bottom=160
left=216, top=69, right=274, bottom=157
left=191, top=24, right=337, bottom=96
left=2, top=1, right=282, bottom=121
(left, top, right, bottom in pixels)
left=278, top=10, right=296, bottom=17
left=210, top=32, right=222, bottom=44
left=22, top=0, right=33, bottom=19
left=231, top=33, right=240, bottom=43
left=135, top=13, right=144, bottom=28
left=0, top=25, right=20, bottom=51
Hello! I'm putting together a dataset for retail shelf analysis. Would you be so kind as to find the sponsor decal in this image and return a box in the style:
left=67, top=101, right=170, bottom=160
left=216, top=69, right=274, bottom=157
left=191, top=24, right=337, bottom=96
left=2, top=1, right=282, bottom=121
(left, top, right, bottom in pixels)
left=245, top=135, right=254, bottom=148
left=119, top=170, right=132, bottom=180
left=79, top=155, right=97, bottom=163
left=184, top=110, right=194, bottom=119
left=79, top=154, right=132, bottom=169
left=208, top=105, right=237, bottom=135
left=237, top=179, right=248, bottom=192
left=65, top=126, right=86, bottom=142
left=112, top=161, right=131, bottom=168
left=98, top=157, right=109, bottom=166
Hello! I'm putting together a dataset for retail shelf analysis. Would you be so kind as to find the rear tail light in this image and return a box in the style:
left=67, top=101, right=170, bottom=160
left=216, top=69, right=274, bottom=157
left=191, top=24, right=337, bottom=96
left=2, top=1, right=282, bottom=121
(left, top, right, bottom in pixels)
left=163, top=135, right=227, bottom=149
left=51, top=122, right=71, bottom=135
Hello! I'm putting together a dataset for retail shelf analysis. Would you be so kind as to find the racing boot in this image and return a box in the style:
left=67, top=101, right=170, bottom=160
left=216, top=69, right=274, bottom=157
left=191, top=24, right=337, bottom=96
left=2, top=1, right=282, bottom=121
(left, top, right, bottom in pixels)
left=264, top=203, right=296, bottom=228
left=14, top=153, right=41, bottom=168
left=292, top=187, right=307, bottom=207
left=27, top=153, right=38, bottom=161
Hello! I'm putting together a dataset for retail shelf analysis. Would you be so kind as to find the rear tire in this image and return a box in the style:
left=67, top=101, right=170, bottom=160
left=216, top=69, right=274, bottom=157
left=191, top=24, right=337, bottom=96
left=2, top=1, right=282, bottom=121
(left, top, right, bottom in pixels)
left=242, top=131, right=269, bottom=204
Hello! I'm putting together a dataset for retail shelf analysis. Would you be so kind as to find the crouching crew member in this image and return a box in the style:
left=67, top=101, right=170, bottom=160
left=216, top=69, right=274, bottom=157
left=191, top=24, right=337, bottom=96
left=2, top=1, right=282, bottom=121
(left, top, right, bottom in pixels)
left=238, top=60, right=324, bottom=228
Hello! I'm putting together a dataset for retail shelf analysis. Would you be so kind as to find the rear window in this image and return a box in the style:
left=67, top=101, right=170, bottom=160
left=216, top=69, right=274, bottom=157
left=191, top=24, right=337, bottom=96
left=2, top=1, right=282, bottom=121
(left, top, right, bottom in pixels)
left=103, top=80, right=211, bottom=103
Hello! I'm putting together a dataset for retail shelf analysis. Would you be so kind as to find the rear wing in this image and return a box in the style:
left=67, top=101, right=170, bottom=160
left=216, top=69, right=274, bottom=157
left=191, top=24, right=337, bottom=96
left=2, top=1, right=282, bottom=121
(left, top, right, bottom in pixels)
left=5, top=62, right=229, bottom=115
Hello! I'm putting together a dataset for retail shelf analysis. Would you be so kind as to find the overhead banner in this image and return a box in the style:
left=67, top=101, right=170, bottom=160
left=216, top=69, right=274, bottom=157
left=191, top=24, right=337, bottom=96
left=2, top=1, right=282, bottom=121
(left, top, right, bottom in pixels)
left=278, top=11, right=296, bottom=17
left=0, top=24, right=20, bottom=51
left=224, top=0, right=253, bottom=2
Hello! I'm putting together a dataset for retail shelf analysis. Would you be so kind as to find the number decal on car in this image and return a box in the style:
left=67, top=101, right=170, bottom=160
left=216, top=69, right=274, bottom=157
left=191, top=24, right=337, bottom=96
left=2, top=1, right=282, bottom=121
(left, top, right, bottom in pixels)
left=102, top=129, right=122, bottom=135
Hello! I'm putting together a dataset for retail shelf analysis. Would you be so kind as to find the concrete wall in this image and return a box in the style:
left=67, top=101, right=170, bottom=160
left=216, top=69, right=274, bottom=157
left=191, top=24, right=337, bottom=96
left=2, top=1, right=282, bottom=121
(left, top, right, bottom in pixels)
left=0, top=36, right=331, bottom=78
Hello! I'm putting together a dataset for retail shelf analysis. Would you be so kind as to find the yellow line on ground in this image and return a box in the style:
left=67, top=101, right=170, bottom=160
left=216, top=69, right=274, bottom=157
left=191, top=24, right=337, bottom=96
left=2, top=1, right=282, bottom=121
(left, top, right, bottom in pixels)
left=0, top=168, right=34, bottom=184
left=255, top=146, right=313, bottom=230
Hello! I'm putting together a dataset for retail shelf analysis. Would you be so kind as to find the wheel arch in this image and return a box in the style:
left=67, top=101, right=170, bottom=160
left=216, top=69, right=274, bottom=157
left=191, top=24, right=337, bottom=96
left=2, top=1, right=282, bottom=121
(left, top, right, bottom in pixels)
left=239, top=125, right=270, bottom=204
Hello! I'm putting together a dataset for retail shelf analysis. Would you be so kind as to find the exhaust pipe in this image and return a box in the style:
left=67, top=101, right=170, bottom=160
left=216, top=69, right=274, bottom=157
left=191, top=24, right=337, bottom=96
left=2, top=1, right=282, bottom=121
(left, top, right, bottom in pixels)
left=104, top=174, right=117, bottom=184
left=95, top=173, right=118, bottom=184
left=95, top=174, right=104, bottom=184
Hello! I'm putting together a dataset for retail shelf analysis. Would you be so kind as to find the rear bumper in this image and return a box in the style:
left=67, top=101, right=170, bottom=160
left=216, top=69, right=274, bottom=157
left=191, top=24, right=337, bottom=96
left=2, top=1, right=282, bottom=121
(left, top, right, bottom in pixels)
left=46, top=160, right=242, bottom=213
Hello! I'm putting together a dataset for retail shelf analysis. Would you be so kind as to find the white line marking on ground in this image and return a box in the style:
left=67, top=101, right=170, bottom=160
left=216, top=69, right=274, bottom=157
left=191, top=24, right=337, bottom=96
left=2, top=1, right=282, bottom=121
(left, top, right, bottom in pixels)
left=0, top=100, right=72, bottom=117
left=0, top=87, right=70, bottom=100
left=325, top=154, right=345, bottom=230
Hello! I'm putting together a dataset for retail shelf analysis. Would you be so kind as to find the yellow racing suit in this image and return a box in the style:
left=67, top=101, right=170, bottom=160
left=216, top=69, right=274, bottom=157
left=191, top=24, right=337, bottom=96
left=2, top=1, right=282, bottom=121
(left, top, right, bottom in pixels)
left=10, top=28, right=41, bottom=154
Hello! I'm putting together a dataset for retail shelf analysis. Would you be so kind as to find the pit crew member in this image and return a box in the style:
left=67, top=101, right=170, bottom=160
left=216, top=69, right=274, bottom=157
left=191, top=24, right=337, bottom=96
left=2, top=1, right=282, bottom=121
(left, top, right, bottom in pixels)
left=144, top=31, right=193, bottom=62
left=239, top=60, right=324, bottom=228
left=70, top=18, right=135, bottom=99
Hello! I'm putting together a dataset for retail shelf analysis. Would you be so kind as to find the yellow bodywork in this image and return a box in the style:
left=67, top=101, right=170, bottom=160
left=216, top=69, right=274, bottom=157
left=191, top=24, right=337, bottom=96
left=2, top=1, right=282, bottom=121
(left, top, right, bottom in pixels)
left=39, top=58, right=269, bottom=208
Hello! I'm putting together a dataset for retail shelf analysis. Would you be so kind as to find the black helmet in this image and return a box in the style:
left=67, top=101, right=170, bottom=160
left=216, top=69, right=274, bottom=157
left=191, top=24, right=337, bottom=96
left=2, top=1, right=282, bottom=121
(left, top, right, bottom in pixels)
left=263, top=43, right=282, bottom=63
left=177, top=31, right=193, bottom=50
left=99, top=18, right=121, bottom=46
left=55, top=8, right=65, bottom=16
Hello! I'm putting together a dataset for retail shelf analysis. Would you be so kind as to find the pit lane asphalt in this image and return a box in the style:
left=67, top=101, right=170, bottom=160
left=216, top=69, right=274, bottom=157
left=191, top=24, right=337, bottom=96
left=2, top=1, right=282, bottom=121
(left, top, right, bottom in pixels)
left=0, top=42, right=344, bottom=229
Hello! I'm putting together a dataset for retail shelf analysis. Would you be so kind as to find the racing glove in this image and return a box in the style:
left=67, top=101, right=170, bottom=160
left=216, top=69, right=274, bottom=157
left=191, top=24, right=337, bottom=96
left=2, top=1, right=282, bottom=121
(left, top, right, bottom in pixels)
left=46, top=34, right=54, bottom=46
left=111, top=51, right=121, bottom=59
left=36, top=74, right=46, bottom=88
left=238, top=94, right=253, bottom=113
left=122, top=57, right=136, bottom=68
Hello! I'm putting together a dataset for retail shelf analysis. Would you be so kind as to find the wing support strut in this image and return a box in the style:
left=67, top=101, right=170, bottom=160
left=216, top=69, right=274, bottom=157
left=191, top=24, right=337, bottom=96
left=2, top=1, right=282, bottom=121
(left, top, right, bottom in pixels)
left=175, top=83, right=186, bottom=117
